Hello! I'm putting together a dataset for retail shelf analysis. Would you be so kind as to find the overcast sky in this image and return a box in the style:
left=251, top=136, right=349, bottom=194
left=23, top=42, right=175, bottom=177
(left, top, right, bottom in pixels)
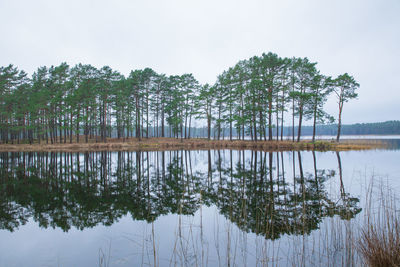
left=0, top=0, right=399, bottom=124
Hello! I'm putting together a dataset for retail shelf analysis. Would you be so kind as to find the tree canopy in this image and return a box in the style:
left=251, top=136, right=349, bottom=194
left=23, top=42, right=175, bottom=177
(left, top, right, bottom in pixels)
left=0, top=53, right=359, bottom=144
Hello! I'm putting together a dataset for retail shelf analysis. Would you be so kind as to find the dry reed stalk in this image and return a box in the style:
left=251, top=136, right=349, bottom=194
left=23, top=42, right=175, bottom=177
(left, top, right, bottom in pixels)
left=357, top=183, right=400, bottom=267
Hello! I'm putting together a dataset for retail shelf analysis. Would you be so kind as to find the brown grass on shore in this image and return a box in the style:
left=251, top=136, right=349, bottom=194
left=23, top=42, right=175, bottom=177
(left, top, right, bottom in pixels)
left=0, top=137, right=386, bottom=152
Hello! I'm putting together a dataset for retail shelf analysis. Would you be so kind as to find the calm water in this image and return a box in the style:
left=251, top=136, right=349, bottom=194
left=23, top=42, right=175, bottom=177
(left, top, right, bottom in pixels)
left=0, top=141, right=399, bottom=266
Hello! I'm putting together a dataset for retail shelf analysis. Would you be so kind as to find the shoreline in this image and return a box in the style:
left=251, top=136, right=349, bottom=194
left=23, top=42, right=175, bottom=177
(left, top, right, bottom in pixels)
left=0, top=137, right=387, bottom=152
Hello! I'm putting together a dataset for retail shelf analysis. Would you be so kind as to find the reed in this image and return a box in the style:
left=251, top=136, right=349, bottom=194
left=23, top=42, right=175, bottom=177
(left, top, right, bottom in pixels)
left=357, top=183, right=400, bottom=267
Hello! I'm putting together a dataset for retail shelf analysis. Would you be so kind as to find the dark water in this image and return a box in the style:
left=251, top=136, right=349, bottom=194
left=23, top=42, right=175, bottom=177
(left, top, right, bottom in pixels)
left=0, top=141, right=399, bottom=266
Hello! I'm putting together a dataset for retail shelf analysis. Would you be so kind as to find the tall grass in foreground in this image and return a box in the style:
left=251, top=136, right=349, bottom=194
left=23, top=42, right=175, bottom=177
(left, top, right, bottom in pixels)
left=357, top=182, right=400, bottom=267
left=96, top=177, right=400, bottom=267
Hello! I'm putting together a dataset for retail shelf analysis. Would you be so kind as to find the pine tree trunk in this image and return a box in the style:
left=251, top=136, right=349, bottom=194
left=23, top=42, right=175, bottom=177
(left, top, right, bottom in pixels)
left=336, top=103, right=343, bottom=142
left=161, top=107, right=164, bottom=138
left=297, top=104, right=303, bottom=142
left=70, top=113, right=73, bottom=144
left=76, top=111, right=80, bottom=143
left=312, top=103, right=317, bottom=143
left=268, top=88, right=273, bottom=141
left=292, top=99, right=295, bottom=142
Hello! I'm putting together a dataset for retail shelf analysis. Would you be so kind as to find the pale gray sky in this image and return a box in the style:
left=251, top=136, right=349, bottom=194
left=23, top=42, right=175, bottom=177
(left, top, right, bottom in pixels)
left=0, top=0, right=399, bottom=124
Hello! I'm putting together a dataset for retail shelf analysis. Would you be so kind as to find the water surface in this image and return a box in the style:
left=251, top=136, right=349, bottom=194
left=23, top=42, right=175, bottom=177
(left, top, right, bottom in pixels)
left=0, top=140, right=399, bottom=266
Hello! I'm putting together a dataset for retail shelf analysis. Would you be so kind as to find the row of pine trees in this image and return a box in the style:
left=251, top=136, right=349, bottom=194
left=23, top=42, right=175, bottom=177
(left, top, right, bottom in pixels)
left=0, top=52, right=359, bottom=144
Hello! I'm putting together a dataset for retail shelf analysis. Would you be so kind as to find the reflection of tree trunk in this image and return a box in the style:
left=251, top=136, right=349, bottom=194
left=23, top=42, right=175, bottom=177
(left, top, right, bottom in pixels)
left=217, top=150, right=223, bottom=189
left=69, top=153, right=73, bottom=182
left=336, top=151, right=345, bottom=197
left=84, top=152, right=89, bottom=187
left=312, top=151, right=317, bottom=183
left=147, top=151, right=150, bottom=214
left=312, top=150, right=321, bottom=214
left=267, top=152, right=274, bottom=236
left=297, top=151, right=306, bottom=266
left=207, top=150, right=212, bottom=186
left=200, top=190, right=205, bottom=267
left=185, top=150, right=190, bottom=194
left=188, top=151, right=193, bottom=183
left=292, top=151, right=296, bottom=201
left=259, top=152, right=264, bottom=184
left=229, top=150, right=235, bottom=228
left=298, top=151, right=306, bottom=236
left=136, top=151, right=141, bottom=192
left=242, top=150, right=245, bottom=171
left=229, top=150, right=233, bottom=183
left=269, top=151, right=273, bottom=189
left=60, top=152, right=63, bottom=184
left=155, top=151, right=159, bottom=188
left=276, top=151, right=280, bottom=193
left=253, top=150, right=257, bottom=181
left=281, top=152, right=288, bottom=215
left=76, top=152, right=80, bottom=180
left=162, top=151, right=165, bottom=181
left=100, top=151, right=108, bottom=190
left=298, top=151, right=304, bottom=181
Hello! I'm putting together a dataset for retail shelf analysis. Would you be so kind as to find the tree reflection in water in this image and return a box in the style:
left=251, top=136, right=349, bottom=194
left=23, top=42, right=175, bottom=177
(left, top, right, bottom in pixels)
left=0, top=150, right=360, bottom=239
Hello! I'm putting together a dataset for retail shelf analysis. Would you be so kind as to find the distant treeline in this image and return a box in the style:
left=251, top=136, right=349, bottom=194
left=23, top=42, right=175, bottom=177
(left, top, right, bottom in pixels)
left=199, top=120, right=400, bottom=138
left=0, top=52, right=359, bottom=144
left=110, top=120, right=400, bottom=139
left=296, top=121, right=400, bottom=136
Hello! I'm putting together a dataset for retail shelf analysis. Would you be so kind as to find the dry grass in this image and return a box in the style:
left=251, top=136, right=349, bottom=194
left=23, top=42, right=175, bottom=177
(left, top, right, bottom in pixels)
left=0, top=137, right=384, bottom=152
left=357, top=185, right=400, bottom=267
left=358, top=221, right=400, bottom=267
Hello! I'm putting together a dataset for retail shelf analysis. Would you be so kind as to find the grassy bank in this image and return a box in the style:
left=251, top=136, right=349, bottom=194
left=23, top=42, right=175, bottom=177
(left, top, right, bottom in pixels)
left=0, top=137, right=386, bottom=152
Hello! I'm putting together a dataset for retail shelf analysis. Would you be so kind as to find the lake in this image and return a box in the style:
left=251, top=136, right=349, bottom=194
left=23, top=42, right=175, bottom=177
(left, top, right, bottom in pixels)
left=0, top=140, right=399, bottom=266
